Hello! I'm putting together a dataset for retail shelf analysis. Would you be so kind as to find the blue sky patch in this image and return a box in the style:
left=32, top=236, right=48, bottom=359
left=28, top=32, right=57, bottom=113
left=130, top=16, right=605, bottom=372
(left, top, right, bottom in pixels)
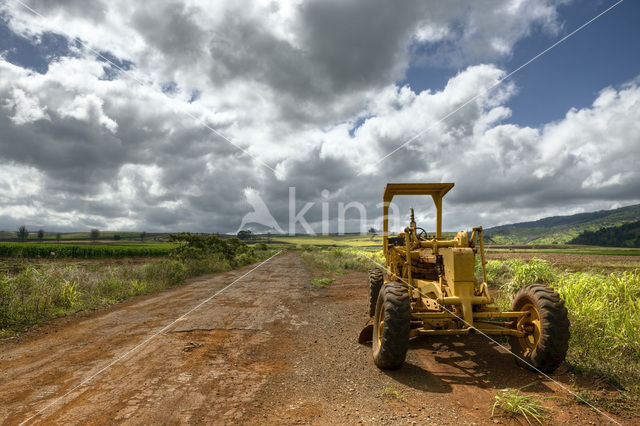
left=0, top=17, right=73, bottom=74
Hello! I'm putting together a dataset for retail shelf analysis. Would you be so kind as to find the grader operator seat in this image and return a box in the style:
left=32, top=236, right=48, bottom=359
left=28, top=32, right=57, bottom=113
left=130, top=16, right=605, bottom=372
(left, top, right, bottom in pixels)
left=382, top=183, right=454, bottom=258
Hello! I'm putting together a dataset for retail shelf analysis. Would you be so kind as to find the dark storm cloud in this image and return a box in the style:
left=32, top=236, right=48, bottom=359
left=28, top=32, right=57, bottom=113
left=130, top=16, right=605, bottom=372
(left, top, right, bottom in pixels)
left=299, top=0, right=426, bottom=92
left=0, top=62, right=251, bottom=196
left=24, top=0, right=107, bottom=22
left=203, top=0, right=430, bottom=127
left=252, top=149, right=357, bottom=228
left=280, top=149, right=354, bottom=198
left=208, top=17, right=320, bottom=95
left=0, top=109, right=124, bottom=194
left=131, top=1, right=207, bottom=73
left=142, top=205, right=187, bottom=227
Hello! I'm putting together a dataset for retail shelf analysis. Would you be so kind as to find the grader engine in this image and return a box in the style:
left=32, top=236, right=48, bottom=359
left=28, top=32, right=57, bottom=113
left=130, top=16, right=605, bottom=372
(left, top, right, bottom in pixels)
left=359, top=183, right=570, bottom=372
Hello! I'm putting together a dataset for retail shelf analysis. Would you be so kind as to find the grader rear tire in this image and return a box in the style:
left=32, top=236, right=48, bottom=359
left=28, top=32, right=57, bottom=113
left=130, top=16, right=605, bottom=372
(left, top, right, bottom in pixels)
left=509, top=284, right=570, bottom=373
left=372, top=282, right=410, bottom=370
left=367, top=268, right=384, bottom=317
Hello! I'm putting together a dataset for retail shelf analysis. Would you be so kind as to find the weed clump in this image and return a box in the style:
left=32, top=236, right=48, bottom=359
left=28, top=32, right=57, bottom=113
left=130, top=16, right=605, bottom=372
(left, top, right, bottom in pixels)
left=380, top=386, right=406, bottom=401
left=491, top=384, right=553, bottom=425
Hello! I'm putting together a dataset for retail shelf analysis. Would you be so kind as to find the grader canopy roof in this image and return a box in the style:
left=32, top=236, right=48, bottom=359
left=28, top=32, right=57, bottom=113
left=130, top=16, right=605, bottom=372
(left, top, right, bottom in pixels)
left=382, top=183, right=455, bottom=240
left=383, top=183, right=454, bottom=201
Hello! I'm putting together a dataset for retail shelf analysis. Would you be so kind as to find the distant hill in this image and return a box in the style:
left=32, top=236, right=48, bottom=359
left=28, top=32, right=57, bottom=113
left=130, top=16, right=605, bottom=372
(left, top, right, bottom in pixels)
left=484, top=203, right=640, bottom=245
left=569, top=220, right=640, bottom=247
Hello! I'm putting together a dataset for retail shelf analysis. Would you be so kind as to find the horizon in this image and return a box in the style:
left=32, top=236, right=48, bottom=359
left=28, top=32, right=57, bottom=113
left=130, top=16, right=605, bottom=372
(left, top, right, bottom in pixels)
left=1, top=1, right=639, bottom=233
left=3, top=199, right=638, bottom=236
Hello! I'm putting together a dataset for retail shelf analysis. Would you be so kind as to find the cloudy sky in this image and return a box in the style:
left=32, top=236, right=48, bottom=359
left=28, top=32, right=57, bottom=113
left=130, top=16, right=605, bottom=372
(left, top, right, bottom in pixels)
left=0, top=0, right=639, bottom=234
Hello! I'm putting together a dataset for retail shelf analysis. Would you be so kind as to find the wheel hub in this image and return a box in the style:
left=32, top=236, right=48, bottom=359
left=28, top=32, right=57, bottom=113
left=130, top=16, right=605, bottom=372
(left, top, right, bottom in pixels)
left=376, top=304, right=385, bottom=346
left=519, top=303, right=541, bottom=355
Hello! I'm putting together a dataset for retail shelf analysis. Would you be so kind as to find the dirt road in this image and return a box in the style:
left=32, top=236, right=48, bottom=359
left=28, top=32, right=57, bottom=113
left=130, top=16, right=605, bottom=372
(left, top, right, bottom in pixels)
left=0, top=252, right=625, bottom=424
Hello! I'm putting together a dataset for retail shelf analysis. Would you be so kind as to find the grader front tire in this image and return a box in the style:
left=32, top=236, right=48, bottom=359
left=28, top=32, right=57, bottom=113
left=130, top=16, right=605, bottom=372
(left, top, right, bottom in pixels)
left=372, top=282, right=410, bottom=370
left=367, top=268, right=384, bottom=317
left=509, top=284, right=570, bottom=373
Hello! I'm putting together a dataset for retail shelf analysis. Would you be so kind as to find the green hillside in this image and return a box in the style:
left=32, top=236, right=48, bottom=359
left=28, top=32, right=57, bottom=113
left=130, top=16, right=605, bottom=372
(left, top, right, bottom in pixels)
left=569, top=220, right=640, bottom=247
left=484, top=203, right=640, bottom=245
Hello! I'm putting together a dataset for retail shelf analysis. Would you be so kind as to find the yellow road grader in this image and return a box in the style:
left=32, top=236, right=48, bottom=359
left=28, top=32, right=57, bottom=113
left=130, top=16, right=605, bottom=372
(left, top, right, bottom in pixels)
left=359, top=183, right=570, bottom=371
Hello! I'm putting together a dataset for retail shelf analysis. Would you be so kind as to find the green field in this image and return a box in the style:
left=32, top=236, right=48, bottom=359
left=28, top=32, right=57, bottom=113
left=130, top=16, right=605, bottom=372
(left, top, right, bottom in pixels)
left=268, top=233, right=383, bottom=248
left=261, top=234, right=640, bottom=256
left=0, top=230, right=170, bottom=241
left=0, top=242, right=175, bottom=258
left=3, top=233, right=629, bottom=259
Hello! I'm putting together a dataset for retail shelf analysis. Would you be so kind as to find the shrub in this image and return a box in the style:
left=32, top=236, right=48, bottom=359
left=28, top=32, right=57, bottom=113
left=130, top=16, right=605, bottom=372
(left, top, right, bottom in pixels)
left=310, top=277, right=335, bottom=287
left=491, top=385, right=553, bottom=424
left=168, top=233, right=252, bottom=265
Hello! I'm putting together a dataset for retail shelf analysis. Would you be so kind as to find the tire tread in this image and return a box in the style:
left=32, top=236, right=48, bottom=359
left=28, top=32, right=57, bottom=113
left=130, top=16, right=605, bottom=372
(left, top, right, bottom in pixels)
left=509, top=284, right=570, bottom=373
left=372, top=281, right=410, bottom=369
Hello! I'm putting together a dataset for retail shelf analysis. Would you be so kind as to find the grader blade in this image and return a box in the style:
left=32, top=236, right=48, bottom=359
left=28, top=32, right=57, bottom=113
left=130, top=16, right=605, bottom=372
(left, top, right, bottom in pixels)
left=358, top=321, right=374, bottom=344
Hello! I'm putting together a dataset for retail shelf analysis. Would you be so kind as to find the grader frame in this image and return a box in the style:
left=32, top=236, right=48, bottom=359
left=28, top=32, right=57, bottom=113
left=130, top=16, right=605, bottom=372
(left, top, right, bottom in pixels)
left=363, top=183, right=570, bottom=372
left=382, top=183, right=528, bottom=338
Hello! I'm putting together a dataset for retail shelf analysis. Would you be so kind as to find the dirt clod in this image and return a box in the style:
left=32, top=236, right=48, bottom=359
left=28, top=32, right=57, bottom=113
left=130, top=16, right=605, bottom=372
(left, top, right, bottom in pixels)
left=183, top=341, right=204, bottom=352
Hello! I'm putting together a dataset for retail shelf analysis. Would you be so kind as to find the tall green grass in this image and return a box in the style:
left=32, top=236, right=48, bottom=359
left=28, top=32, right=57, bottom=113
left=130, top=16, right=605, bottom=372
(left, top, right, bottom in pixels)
left=300, top=247, right=383, bottom=275
left=484, top=258, right=555, bottom=295
left=300, top=247, right=384, bottom=287
left=485, top=257, right=640, bottom=392
left=0, top=260, right=188, bottom=334
left=557, top=270, right=640, bottom=388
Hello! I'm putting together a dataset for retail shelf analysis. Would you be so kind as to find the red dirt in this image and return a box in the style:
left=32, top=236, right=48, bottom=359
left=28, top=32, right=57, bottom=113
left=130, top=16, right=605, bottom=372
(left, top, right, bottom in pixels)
left=0, top=252, right=633, bottom=424
left=485, top=252, right=640, bottom=272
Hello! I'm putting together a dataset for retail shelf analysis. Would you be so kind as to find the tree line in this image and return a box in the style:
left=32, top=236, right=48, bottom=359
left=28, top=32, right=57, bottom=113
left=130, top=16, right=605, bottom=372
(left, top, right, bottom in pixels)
left=12, top=226, right=148, bottom=243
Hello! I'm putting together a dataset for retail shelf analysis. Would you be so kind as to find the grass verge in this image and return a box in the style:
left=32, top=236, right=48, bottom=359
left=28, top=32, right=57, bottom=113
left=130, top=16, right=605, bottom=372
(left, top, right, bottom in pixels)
left=0, top=235, right=276, bottom=337
left=484, top=258, right=640, bottom=396
left=300, top=246, right=384, bottom=286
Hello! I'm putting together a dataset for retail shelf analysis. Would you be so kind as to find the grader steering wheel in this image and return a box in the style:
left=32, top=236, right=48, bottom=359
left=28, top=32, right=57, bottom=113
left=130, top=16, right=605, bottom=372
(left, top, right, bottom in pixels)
left=415, top=227, right=428, bottom=240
